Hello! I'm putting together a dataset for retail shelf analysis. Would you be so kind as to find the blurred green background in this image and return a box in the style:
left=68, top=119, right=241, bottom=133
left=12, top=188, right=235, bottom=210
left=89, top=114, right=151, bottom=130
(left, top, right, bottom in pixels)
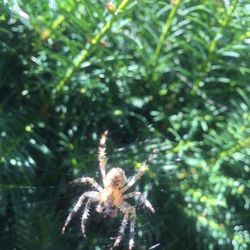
left=0, top=0, right=250, bottom=249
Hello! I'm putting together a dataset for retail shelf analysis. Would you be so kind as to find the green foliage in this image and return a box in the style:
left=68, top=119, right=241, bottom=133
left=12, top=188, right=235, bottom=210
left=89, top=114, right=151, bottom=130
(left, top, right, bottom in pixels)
left=0, top=0, right=250, bottom=249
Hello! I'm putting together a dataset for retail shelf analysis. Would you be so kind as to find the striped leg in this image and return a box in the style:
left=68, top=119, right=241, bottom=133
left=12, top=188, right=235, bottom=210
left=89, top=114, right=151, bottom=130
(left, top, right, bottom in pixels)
left=69, top=177, right=103, bottom=192
left=123, top=191, right=155, bottom=213
left=112, top=212, right=129, bottom=248
left=61, top=191, right=98, bottom=234
left=81, top=198, right=92, bottom=238
left=121, top=151, right=155, bottom=193
left=110, top=201, right=136, bottom=250
left=129, top=212, right=136, bottom=250
left=121, top=164, right=146, bottom=193
left=98, top=130, right=108, bottom=185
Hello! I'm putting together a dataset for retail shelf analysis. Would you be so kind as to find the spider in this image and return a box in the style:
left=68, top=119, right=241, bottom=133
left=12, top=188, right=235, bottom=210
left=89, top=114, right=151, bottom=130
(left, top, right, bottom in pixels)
left=62, top=130, right=155, bottom=250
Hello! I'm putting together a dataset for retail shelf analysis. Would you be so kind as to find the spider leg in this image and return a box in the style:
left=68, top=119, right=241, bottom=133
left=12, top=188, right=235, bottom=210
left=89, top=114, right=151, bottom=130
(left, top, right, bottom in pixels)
left=61, top=191, right=98, bottom=234
left=121, top=161, right=148, bottom=193
left=129, top=210, right=136, bottom=250
left=81, top=198, right=92, bottom=238
left=121, top=152, right=155, bottom=193
left=112, top=212, right=129, bottom=249
left=111, top=201, right=136, bottom=250
left=98, top=130, right=108, bottom=186
left=123, top=191, right=155, bottom=213
left=69, top=177, right=103, bottom=192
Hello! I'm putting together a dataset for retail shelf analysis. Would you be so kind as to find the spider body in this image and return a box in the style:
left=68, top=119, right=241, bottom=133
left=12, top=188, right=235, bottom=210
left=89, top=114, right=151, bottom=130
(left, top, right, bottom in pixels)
left=100, top=186, right=123, bottom=207
left=62, top=131, right=155, bottom=250
left=100, top=167, right=126, bottom=208
left=101, top=201, right=118, bottom=218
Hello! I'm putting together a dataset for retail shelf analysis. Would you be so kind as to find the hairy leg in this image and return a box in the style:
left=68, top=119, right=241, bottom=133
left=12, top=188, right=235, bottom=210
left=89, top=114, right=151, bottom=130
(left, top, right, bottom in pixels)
left=110, top=201, right=136, bottom=250
left=121, top=160, right=148, bottom=193
left=123, top=191, right=155, bottom=213
left=98, top=130, right=108, bottom=185
left=112, top=212, right=129, bottom=249
left=61, top=191, right=98, bottom=234
left=69, top=177, right=103, bottom=192
left=81, top=198, right=92, bottom=238
left=129, top=211, right=136, bottom=250
left=121, top=151, right=155, bottom=193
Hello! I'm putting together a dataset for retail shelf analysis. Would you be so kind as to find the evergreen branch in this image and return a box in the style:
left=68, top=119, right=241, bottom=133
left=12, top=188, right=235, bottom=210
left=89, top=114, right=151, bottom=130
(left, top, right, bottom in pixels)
left=1, top=136, right=23, bottom=163
left=190, top=0, right=238, bottom=96
left=211, top=135, right=250, bottom=169
left=185, top=209, right=250, bottom=246
left=55, top=0, right=132, bottom=92
left=150, top=0, right=181, bottom=68
left=218, top=136, right=250, bottom=160
left=40, top=14, right=66, bottom=40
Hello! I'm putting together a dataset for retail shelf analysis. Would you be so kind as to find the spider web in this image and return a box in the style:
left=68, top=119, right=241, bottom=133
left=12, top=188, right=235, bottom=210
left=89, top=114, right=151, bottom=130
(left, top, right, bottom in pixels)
left=0, top=126, right=169, bottom=250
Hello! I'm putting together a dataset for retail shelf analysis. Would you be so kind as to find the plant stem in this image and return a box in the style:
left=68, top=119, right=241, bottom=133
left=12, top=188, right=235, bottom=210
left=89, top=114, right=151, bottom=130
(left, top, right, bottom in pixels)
left=56, top=0, right=131, bottom=92
left=150, top=0, right=181, bottom=68
left=190, top=0, right=238, bottom=96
